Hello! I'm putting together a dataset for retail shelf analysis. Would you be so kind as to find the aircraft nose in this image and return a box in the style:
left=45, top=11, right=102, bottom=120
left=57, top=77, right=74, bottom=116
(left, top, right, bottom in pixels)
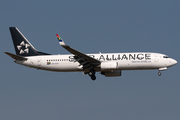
left=171, top=59, right=177, bottom=66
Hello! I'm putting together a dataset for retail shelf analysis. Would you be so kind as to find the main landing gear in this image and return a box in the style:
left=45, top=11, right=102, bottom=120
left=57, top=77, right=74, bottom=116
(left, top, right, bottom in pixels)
left=88, top=69, right=96, bottom=80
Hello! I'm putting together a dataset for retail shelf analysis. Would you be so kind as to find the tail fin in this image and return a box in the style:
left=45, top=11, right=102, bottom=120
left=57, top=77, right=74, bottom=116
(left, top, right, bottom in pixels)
left=9, top=27, right=50, bottom=56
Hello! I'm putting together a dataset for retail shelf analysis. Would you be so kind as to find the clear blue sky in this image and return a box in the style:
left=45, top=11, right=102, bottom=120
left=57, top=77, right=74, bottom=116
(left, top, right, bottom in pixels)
left=1, top=0, right=180, bottom=120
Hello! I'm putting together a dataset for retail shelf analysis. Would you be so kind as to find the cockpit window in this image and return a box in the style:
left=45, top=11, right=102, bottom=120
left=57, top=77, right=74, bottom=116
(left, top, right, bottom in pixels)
left=163, top=56, right=169, bottom=58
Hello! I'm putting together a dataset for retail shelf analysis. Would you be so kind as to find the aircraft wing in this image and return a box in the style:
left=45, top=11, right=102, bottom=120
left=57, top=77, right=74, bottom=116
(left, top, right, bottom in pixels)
left=56, top=34, right=101, bottom=69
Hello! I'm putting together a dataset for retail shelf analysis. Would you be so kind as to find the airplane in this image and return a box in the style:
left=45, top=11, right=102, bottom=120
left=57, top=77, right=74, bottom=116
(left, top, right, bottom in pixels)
left=5, top=27, right=177, bottom=80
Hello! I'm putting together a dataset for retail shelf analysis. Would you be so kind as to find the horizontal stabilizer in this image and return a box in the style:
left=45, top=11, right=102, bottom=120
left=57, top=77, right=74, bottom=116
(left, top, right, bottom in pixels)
left=4, top=52, right=27, bottom=60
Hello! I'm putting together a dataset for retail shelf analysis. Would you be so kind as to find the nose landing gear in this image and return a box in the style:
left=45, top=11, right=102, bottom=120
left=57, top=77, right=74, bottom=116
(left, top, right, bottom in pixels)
left=158, top=67, right=167, bottom=76
left=158, top=71, right=161, bottom=76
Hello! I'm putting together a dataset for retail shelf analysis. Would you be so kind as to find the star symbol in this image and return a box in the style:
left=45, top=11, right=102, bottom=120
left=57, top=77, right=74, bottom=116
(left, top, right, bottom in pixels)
left=17, top=41, right=30, bottom=54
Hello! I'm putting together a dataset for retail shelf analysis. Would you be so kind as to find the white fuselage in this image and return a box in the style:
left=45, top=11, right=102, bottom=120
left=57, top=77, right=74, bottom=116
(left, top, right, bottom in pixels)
left=15, top=52, right=177, bottom=72
left=7, top=27, right=177, bottom=80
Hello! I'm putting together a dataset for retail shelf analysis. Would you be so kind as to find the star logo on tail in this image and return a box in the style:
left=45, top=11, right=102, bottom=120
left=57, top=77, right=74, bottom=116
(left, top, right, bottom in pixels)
left=17, top=41, right=30, bottom=54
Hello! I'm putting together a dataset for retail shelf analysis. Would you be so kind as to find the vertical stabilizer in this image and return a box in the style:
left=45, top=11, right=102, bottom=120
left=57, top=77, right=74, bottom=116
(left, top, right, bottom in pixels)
left=9, top=27, right=50, bottom=56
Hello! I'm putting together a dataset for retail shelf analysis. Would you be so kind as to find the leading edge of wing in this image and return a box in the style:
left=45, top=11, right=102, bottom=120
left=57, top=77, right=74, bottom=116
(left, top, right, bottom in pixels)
left=56, top=34, right=100, bottom=65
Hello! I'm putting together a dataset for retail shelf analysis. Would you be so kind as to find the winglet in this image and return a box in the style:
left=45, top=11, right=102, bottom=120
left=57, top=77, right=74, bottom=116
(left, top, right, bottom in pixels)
left=56, top=34, right=66, bottom=46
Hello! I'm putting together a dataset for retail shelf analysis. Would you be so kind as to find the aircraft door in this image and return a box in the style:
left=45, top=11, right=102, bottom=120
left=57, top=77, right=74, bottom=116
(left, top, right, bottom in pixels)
left=37, top=58, right=41, bottom=67
left=154, top=55, right=158, bottom=62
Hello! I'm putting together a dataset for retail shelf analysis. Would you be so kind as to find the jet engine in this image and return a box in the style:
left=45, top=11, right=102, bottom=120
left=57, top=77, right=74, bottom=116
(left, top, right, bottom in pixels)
left=101, top=61, right=118, bottom=70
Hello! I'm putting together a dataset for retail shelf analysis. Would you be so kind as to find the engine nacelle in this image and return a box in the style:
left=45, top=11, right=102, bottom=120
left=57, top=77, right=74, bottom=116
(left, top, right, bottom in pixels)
left=101, top=70, right=121, bottom=77
left=101, top=61, right=118, bottom=70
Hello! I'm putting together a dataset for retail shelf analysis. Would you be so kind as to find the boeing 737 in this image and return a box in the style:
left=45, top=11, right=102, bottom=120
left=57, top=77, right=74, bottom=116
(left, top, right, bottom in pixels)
left=5, top=27, right=177, bottom=80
